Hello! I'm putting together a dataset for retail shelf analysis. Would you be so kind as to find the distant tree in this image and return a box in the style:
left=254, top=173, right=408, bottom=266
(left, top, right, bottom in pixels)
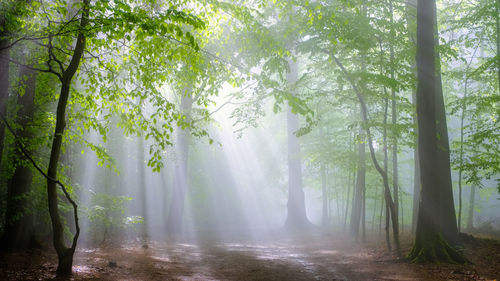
left=284, top=58, right=312, bottom=229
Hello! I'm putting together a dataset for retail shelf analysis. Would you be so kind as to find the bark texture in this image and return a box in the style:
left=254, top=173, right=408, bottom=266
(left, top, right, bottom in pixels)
left=408, top=0, right=465, bottom=263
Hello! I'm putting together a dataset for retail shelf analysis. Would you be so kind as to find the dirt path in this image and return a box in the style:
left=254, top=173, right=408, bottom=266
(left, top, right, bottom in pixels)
left=1, top=234, right=498, bottom=280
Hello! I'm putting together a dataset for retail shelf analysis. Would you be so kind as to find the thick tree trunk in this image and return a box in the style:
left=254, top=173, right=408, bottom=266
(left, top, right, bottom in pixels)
left=350, top=125, right=365, bottom=240
left=166, top=90, right=193, bottom=235
left=408, top=0, right=465, bottom=263
left=1, top=65, right=36, bottom=250
left=432, top=1, right=460, bottom=246
left=284, top=59, right=311, bottom=229
left=46, top=0, right=89, bottom=274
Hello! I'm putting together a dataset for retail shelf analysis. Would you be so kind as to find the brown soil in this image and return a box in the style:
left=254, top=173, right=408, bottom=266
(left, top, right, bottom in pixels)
left=0, top=233, right=498, bottom=280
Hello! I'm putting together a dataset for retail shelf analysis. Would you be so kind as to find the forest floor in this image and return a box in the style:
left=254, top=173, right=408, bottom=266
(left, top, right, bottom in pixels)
left=0, top=231, right=499, bottom=281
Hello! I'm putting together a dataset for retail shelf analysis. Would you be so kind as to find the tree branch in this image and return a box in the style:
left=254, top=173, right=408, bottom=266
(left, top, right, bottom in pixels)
left=0, top=112, right=80, bottom=251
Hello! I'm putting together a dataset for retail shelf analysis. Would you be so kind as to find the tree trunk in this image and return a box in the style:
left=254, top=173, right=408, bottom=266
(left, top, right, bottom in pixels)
left=411, top=126, right=420, bottom=234
left=383, top=96, right=391, bottom=251
left=332, top=55, right=401, bottom=255
left=319, top=127, right=328, bottom=227
left=138, top=138, right=148, bottom=238
left=408, top=0, right=465, bottom=263
left=0, top=15, right=9, bottom=165
left=457, top=75, right=469, bottom=232
left=1, top=65, right=37, bottom=250
left=46, top=0, right=89, bottom=274
left=284, top=59, right=311, bottom=229
left=344, top=132, right=356, bottom=231
left=166, top=89, right=193, bottom=235
left=389, top=0, right=399, bottom=237
left=350, top=125, right=365, bottom=240
left=321, top=161, right=327, bottom=227
left=432, top=0, right=460, bottom=246
left=361, top=179, right=366, bottom=243
left=465, top=185, right=475, bottom=231
left=405, top=0, right=420, bottom=235
left=496, top=0, right=499, bottom=91
left=371, top=186, right=378, bottom=231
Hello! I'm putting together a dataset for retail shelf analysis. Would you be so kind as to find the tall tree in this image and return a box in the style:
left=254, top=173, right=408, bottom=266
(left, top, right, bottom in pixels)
left=0, top=8, right=10, bottom=164
left=1, top=65, right=37, bottom=250
left=166, top=89, right=193, bottom=235
left=431, top=1, right=460, bottom=246
left=350, top=125, right=365, bottom=240
left=45, top=0, right=89, bottom=274
left=388, top=0, right=399, bottom=233
left=284, top=58, right=311, bottom=229
left=408, top=0, right=465, bottom=263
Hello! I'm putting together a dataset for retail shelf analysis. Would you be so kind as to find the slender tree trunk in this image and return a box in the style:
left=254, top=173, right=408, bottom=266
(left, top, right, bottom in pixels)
left=385, top=203, right=392, bottom=251
left=284, top=59, right=311, bottom=229
left=332, top=55, right=401, bottom=255
left=46, top=1, right=89, bottom=274
left=320, top=128, right=328, bottom=227
left=411, top=122, right=420, bottom=234
left=166, top=89, right=193, bottom=235
left=379, top=192, right=383, bottom=234
left=496, top=0, right=500, bottom=91
left=138, top=138, right=148, bottom=238
left=400, top=190, right=404, bottom=233
left=321, top=165, right=327, bottom=226
left=344, top=167, right=351, bottom=230
left=0, top=15, right=9, bottom=165
left=457, top=76, right=469, bottom=232
left=465, top=185, right=475, bottom=231
left=408, top=0, right=465, bottom=263
left=383, top=96, right=392, bottom=251
left=350, top=125, right=365, bottom=240
left=1, top=65, right=37, bottom=250
left=371, top=186, right=378, bottom=231
left=344, top=132, right=356, bottom=231
left=389, top=0, right=400, bottom=237
left=361, top=180, right=366, bottom=243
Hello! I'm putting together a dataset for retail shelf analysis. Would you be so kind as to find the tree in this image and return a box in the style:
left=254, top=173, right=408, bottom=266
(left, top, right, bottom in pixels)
left=1, top=65, right=37, bottom=250
left=284, top=58, right=312, bottom=229
left=408, top=0, right=465, bottom=263
left=1, top=0, right=205, bottom=274
left=166, top=89, right=193, bottom=235
left=350, top=124, right=365, bottom=240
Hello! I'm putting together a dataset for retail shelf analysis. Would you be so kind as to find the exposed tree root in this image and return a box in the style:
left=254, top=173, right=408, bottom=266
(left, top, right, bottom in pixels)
left=408, top=234, right=468, bottom=264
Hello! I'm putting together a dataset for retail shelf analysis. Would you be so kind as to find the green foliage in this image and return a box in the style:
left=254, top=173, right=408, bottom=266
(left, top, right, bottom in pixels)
left=86, top=190, right=143, bottom=241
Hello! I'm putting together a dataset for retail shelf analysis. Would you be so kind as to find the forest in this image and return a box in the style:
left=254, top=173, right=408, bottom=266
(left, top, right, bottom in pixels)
left=0, top=0, right=499, bottom=280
